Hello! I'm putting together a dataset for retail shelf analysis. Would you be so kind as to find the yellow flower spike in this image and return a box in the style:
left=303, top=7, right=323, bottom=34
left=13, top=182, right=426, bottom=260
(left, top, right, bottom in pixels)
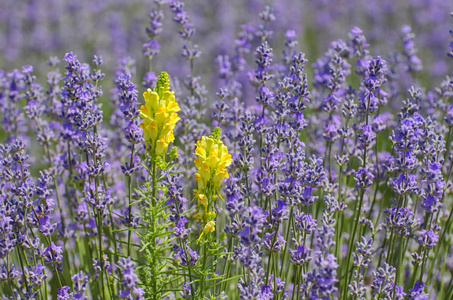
left=139, top=72, right=180, bottom=156
left=193, top=128, right=233, bottom=193
left=193, top=127, right=232, bottom=234
left=197, top=220, right=216, bottom=244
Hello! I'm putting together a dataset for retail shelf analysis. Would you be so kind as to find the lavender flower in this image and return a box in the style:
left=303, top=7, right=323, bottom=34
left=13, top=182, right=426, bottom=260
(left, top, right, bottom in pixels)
left=401, top=25, right=423, bottom=73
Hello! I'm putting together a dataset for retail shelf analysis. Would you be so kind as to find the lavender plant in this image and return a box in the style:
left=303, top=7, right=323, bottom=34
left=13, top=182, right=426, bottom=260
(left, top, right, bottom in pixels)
left=1, top=1, right=453, bottom=300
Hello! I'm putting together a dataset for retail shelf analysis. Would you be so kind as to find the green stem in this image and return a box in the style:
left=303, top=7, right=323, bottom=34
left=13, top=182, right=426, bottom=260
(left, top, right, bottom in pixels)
left=127, top=143, right=136, bottom=257
left=181, top=240, right=195, bottom=299
left=291, top=266, right=299, bottom=300
left=409, top=256, right=420, bottom=290
left=386, top=229, right=395, bottom=264
left=419, top=248, right=428, bottom=283
left=445, top=272, right=453, bottom=298
left=200, top=241, right=208, bottom=299
left=266, top=251, right=273, bottom=284
left=95, top=210, right=106, bottom=298
left=221, top=236, right=233, bottom=292
left=151, top=157, right=158, bottom=300
left=17, top=247, right=31, bottom=296
left=393, top=237, right=405, bottom=294
left=279, top=207, right=294, bottom=278
left=438, top=248, right=448, bottom=299
left=343, top=189, right=365, bottom=299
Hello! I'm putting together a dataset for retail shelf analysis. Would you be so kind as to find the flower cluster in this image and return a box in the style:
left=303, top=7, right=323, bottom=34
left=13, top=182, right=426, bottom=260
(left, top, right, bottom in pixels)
left=2, top=1, right=453, bottom=300
left=139, top=71, right=180, bottom=156
left=193, top=127, right=232, bottom=222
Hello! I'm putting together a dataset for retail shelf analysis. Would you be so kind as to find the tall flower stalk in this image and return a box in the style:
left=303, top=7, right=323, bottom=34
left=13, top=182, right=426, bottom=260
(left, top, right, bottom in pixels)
left=193, top=127, right=232, bottom=298
left=137, top=71, right=181, bottom=299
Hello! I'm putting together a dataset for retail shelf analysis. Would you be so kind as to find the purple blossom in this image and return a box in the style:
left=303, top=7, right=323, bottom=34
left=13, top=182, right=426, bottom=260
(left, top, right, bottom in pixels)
left=401, top=25, right=423, bottom=73
left=354, top=167, right=374, bottom=188
left=416, top=229, right=439, bottom=249
left=289, top=245, right=311, bottom=265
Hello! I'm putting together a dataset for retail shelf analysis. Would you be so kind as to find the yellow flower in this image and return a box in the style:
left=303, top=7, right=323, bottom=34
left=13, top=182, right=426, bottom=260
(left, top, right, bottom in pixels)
left=194, top=128, right=232, bottom=192
left=192, top=191, right=208, bottom=221
left=139, top=72, right=180, bottom=156
left=197, top=220, right=216, bottom=244
left=192, top=128, right=232, bottom=224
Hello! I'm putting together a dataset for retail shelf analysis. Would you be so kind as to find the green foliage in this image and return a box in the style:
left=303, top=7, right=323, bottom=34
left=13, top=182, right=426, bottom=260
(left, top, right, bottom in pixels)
left=136, top=181, right=176, bottom=299
left=135, top=153, right=178, bottom=299
left=134, top=143, right=235, bottom=299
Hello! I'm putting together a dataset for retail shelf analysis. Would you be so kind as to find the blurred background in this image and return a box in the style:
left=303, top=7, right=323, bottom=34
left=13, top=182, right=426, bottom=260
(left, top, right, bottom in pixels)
left=0, top=0, right=452, bottom=99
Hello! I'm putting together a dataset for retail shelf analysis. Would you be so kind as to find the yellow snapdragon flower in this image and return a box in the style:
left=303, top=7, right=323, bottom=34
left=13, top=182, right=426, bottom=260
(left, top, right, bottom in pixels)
left=192, top=191, right=208, bottom=222
left=194, top=128, right=233, bottom=192
left=193, top=128, right=232, bottom=223
left=140, top=72, right=180, bottom=156
left=197, top=220, right=216, bottom=244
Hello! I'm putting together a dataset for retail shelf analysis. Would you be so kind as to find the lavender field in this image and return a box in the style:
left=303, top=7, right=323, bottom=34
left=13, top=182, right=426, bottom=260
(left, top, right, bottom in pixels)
left=1, top=0, right=453, bottom=299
